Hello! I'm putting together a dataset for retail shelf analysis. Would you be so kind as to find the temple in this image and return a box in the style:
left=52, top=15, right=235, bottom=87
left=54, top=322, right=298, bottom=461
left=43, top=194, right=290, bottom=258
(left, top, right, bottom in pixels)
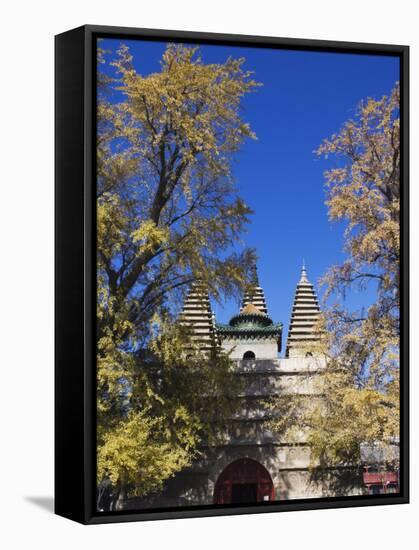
left=125, top=263, right=363, bottom=509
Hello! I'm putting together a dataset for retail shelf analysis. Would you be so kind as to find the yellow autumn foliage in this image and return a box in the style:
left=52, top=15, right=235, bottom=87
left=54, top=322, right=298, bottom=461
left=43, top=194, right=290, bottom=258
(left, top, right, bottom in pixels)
left=96, top=42, right=257, bottom=506
left=311, top=84, right=400, bottom=466
left=270, top=85, right=400, bottom=470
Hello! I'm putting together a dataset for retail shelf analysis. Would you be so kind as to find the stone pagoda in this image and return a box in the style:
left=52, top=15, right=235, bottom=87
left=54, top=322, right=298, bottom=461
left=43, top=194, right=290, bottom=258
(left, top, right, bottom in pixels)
left=286, top=262, right=321, bottom=357
left=241, top=264, right=268, bottom=314
left=178, top=281, right=217, bottom=354
left=125, top=263, right=362, bottom=510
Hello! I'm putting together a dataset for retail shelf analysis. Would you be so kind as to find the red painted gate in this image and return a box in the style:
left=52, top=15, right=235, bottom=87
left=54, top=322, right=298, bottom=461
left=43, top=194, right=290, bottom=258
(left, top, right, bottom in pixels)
left=213, top=458, right=275, bottom=504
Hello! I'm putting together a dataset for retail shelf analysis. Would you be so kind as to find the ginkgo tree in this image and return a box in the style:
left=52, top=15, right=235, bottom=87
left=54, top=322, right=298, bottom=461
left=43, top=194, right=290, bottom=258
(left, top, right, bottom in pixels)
left=269, top=85, right=401, bottom=472
left=313, top=84, right=400, bottom=465
left=96, top=42, right=259, bottom=507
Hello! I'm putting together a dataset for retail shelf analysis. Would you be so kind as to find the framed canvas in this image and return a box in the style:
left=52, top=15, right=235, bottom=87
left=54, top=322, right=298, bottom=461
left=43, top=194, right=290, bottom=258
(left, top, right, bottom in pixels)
left=55, top=25, right=409, bottom=524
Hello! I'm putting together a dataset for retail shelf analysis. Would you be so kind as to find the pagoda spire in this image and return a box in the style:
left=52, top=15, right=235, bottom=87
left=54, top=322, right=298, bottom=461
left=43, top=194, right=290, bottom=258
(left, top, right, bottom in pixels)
left=299, top=259, right=309, bottom=284
left=250, top=264, right=259, bottom=286
left=241, top=263, right=268, bottom=315
left=179, top=281, right=217, bottom=353
left=286, top=263, right=321, bottom=358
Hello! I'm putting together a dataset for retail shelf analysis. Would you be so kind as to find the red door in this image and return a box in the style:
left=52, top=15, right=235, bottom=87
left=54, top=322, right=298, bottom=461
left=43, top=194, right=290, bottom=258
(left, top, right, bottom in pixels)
left=213, top=458, right=275, bottom=504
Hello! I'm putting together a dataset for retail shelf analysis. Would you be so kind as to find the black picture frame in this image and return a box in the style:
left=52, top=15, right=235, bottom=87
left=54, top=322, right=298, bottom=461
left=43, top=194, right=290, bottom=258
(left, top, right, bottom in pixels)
left=55, top=24, right=409, bottom=524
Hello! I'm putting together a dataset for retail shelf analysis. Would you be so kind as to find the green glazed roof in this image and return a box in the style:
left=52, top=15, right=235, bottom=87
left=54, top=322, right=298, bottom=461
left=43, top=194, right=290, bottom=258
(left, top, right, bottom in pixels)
left=216, top=301, right=282, bottom=339
left=216, top=322, right=283, bottom=337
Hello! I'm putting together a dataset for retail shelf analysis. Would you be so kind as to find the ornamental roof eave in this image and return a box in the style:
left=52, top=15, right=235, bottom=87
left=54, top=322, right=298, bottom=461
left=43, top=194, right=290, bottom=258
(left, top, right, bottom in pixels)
left=215, top=322, right=283, bottom=336
left=228, top=311, right=275, bottom=328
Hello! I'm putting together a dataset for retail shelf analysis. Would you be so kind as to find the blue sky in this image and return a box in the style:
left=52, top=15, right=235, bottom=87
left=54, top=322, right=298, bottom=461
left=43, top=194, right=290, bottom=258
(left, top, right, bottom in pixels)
left=98, top=38, right=399, bottom=353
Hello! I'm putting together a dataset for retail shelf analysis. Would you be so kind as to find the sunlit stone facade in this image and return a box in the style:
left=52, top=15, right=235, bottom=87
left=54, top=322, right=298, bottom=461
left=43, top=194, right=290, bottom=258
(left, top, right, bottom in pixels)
left=125, top=265, right=362, bottom=510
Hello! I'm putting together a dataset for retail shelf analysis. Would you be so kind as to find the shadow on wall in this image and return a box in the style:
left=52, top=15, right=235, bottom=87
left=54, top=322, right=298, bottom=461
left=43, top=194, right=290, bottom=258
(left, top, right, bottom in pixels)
left=124, top=470, right=213, bottom=510
left=310, top=466, right=363, bottom=496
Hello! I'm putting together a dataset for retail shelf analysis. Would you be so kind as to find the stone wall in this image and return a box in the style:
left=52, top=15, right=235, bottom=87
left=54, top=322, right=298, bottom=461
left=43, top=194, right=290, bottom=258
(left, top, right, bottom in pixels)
left=125, top=443, right=362, bottom=509
left=221, top=339, right=279, bottom=359
left=123, top=354, right=362, bottom=511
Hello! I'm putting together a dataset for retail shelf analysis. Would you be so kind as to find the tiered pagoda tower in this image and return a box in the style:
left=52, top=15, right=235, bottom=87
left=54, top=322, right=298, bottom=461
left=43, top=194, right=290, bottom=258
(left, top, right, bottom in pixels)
left=241, top=265, right=268, bottom=314
left=285, top=263, right=321, bottom=358
left=179, top=281, right=217, bottom=353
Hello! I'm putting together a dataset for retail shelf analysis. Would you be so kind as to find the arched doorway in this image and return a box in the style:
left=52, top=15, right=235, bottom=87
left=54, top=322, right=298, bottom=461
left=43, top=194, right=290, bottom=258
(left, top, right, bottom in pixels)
left=213, top=458, right=275, bottom=504
left=243, top=350, right=256, bottom=359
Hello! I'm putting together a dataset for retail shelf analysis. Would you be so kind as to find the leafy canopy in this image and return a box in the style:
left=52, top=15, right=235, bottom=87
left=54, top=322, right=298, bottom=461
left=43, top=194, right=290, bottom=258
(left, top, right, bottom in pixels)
left=96, top=42, right=259, bottom=500
left=269, top=85, right=400, bottom=468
